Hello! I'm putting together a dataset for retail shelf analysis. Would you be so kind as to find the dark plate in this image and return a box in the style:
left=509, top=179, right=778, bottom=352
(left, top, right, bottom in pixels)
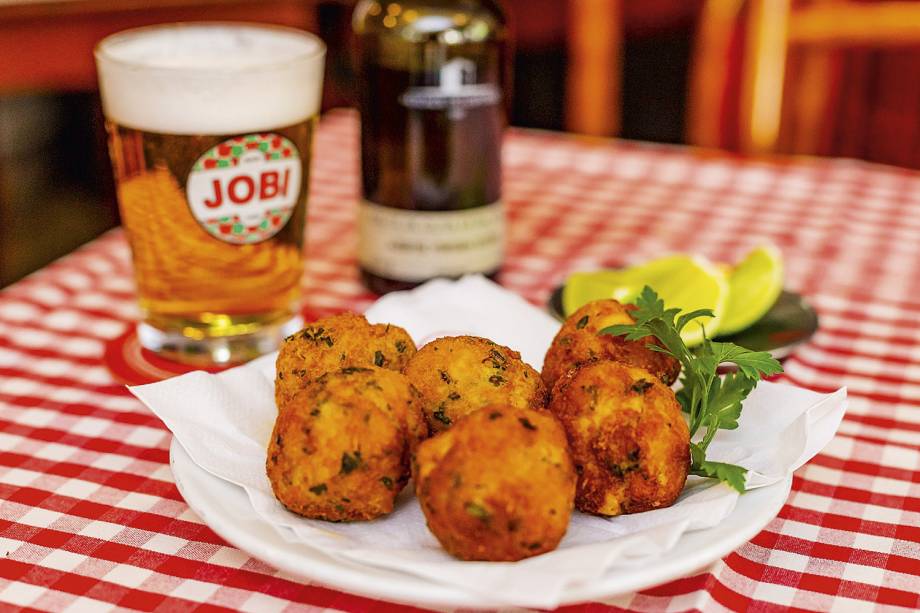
left=547, top=287, right=818, bottom=360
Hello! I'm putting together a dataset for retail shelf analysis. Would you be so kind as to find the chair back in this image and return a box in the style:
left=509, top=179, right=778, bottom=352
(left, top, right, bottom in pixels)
left=689, top=0, right=920, bottom=166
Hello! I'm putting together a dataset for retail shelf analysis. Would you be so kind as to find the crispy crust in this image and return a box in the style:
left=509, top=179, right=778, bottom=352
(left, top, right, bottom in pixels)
left=275, top=312, right=417, bottom=407
left=403, top=336, right=547, bottom=434
left=542, top=299, right=681, bottom=391
left=548, top=360, right=690, bottom=516
left=266, top=368, right=417, bottom=522
left=414, top=405, right=576, bottom=561
left=312, top=366, right=429, bottom=449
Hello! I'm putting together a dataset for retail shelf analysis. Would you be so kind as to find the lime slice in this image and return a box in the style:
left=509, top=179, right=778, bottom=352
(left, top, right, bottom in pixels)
left=562, top=254, right=728, bottom=346
left=562, top=270, right=628, bottom=316
left=643, top=256, right=728, bottom=346
left=562, top=254, right=693, bottom=315
left=719, top=245, right=785, bottom=335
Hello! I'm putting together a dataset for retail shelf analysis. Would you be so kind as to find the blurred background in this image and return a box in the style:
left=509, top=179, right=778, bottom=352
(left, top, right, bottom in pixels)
left=2, top=0, right=919, bottom=287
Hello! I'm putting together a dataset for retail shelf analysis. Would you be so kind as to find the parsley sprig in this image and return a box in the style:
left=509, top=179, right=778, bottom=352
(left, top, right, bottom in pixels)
left=599, top=286, right=783, bottom=492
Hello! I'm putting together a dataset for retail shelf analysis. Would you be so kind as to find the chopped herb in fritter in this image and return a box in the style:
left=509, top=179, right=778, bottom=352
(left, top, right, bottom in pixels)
left=465, top=501, right=490, bottom=521
left=432, top=404, right=451, bottom=425
left=631, top=379, right=653, bottom=394
left=298, top=326, right=335, bottom=347
left=341, top=366, right=373, bottom=375
left=340, top=451, right=362, bottom=474
left=482, top=349, right=508, bottom=370
left=519, top=417, right=537, bottom=431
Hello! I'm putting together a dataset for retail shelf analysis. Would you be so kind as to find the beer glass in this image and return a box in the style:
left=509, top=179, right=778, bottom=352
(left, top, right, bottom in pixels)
left=95, top=23, right=325, bottom=365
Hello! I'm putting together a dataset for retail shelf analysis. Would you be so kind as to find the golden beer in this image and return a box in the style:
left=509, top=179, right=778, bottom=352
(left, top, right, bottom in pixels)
left=95, top=24, right=325, bottom=364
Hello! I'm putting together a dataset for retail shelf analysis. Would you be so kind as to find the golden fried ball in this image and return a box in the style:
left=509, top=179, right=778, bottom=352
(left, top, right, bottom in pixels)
left=548, top=360, right=689, bottom=516
left=414, top=405, right=576, bottom=561
left=312, top=366, right=428, bottom=448
left=275, top=312, right=417, bottom=407
left=266, top=368, right=417, bottom=522
left=542, top=299, right=681, bottom=391
left=403, top=336, right=547, bottom=434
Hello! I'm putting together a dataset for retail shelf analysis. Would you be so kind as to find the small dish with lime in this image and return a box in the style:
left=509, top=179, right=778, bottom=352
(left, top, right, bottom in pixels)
left=549, top=246, right=817, bottom=359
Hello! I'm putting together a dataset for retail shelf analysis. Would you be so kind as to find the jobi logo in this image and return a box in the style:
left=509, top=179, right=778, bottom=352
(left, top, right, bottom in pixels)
left=186, top=133, right=302, bottom=245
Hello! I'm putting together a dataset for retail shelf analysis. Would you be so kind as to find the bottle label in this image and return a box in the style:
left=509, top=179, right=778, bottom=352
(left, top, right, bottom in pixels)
left=399, top=58, right=501, bottom=120
left=185, top=133, right=301, bottom=245
left=358, top=201, right=505, bottom=282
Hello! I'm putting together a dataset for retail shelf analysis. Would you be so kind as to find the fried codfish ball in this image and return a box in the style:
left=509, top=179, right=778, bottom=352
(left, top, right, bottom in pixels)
left=266, top=367, right=419, bottom=521
left=548, top=360, right=690, bottom=516
left=542, top=299, right=681, bottom=391
left=275, top=312, right=417, bottom=407
left=312, top=366, right=428, bottom=448
left=414, top=405, right=576, bottom=561
left=403, top=336, right=547, bottom=434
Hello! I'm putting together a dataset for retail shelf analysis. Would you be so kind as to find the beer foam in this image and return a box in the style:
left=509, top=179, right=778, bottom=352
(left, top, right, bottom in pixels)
left=96, top=24, right=325, bottom=134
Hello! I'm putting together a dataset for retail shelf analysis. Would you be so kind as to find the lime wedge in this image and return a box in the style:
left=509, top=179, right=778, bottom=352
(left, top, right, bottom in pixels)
left=642, top=256, right=728, bottom=346
left=562, top=270, right=629, bottom=316
left=562, top=254, right=694, bottom=314
left=719, top=245, right=785, bottom=335
left=562, top=254, right=728, bottom=346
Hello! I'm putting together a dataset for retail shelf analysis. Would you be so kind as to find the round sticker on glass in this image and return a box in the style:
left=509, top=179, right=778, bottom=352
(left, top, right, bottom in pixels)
left=186, top=133, right=302, bottom=245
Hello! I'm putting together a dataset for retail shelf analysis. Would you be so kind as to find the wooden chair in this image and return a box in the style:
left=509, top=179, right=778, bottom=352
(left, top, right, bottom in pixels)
left=566, top=0, right=623, bottom=136
left=564, top=1, right=704, bottom=137
left=688, top=0, right=920, bottom=155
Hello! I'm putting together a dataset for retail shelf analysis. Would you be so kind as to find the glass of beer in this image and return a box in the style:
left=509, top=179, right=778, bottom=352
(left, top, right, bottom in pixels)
left=95, top=23, right=325, bottom=365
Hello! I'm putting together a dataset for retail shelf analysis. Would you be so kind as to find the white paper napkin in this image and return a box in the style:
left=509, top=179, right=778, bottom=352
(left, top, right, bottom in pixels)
left=130, top=275, right=847, bottom=608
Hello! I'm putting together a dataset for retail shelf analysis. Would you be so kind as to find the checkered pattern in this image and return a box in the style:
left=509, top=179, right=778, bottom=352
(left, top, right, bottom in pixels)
left=1, top=110, right=919, bottom=612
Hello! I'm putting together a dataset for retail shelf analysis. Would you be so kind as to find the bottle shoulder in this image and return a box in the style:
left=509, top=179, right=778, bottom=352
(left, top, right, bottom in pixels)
left=353, top=0, right=506, bottom=43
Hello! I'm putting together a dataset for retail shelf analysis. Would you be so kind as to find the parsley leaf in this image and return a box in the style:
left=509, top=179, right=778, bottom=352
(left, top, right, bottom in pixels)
left=705, top=342, right=785, bottom=380
left=690, top=443, right=748, bottom=493
left=705, top=370, right=757, bottom=430
left=599, top=286, right=783, bottom=493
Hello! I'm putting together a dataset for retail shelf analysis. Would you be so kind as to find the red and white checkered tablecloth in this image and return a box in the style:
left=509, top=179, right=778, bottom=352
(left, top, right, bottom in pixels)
left=1, top=110, right=919, bottom=611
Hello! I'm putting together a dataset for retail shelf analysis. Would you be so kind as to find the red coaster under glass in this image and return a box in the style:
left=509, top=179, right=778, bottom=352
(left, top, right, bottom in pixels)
left=104, top=327, right=230, bottom=385
left=104, top=307, right=339, bottom=385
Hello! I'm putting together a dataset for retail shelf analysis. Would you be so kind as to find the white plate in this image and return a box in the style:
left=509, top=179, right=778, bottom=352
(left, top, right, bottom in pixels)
left=170, top=437, right=792, bottom=609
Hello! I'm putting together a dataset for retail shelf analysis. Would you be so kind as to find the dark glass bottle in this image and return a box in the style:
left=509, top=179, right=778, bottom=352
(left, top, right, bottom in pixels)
left=353, top=0, right=507, bottom=294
